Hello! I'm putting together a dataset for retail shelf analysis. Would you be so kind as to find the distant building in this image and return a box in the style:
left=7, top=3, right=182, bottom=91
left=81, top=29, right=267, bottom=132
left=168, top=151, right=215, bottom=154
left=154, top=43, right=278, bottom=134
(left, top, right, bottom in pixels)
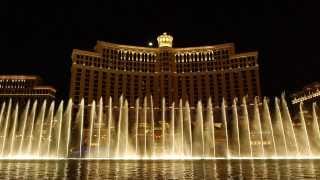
left=69, top=32, right=261, bottom=109
left=291, top=81, right=320, bottom=123
left=0, top=75, right=56, bottom=105
left=291, top=81, right=320, bottom=107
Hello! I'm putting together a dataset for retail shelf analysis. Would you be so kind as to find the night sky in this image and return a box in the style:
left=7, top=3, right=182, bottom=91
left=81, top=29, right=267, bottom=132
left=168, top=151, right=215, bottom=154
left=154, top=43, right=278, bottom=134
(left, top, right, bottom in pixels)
left=7, top=0, right=320, bottom=100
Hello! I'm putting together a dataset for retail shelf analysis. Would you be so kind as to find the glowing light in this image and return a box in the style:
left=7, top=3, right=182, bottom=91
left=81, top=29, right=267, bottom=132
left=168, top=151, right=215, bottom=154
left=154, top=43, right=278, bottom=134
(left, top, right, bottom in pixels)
left=148, top=42, right=153, bottom=47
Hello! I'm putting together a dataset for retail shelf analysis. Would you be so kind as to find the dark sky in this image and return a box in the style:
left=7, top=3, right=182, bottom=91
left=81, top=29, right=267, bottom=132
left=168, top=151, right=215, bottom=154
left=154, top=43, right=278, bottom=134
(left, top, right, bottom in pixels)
left=7, top=0, right=320, bottom=100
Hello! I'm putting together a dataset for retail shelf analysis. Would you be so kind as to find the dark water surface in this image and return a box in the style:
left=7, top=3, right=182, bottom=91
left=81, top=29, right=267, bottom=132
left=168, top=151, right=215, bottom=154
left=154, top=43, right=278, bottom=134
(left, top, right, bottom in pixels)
left=0, top=160, right=319, bottom=179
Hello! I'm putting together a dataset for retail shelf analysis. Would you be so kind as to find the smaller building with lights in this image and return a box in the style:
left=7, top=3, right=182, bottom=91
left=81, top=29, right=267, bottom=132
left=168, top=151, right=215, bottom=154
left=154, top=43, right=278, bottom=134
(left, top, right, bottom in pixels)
left=0, top=75, right=56, bottom=105
left=291, top=81, right=320, bottom=106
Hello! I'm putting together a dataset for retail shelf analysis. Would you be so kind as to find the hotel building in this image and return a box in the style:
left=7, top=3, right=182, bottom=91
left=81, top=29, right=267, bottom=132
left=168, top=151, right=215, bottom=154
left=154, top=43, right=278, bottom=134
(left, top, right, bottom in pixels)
left=0, top=75, right=56, bottom=105
left=70, top=33, right=261, bottom=110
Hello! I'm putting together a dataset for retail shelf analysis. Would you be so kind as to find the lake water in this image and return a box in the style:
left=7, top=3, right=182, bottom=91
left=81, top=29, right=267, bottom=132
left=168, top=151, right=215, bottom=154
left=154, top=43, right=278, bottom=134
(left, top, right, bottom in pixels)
left=0, top=159, right=319, bottom=179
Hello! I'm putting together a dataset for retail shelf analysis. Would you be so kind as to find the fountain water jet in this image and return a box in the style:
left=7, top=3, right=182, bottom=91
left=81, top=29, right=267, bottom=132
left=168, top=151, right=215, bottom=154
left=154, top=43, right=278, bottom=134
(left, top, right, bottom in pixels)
left=232, top=98, right=240, bottom=157
left=221, top=99, right=230, bottom=158
left=1, top=99, right=12, bottom=156
left=18, top=101, right=30, bottom=155
left=9, top=104, right=18, bottom=156
left=299, top=103, right=312, bottom=156
left=0, top=95, right=318, bottom=160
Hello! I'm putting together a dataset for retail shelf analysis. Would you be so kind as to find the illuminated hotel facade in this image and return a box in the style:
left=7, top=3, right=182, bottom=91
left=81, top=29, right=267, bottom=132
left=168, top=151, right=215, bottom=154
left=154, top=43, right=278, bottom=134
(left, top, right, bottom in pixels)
left=0, top=75, right=56, bottom=105
left=70, top=33, right=261, bottom=111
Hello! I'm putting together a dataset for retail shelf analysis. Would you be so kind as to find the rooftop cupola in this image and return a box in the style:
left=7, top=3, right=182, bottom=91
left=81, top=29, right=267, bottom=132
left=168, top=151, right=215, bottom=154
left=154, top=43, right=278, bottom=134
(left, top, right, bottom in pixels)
left=157, top=32, right=173, bottom=48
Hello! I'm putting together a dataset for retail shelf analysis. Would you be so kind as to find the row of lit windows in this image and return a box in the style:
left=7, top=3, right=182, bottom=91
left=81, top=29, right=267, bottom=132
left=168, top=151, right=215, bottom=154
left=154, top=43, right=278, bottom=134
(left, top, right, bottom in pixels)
left=72, top=68, right=258, bottom=106
left=102, top=48, right=157, bottom=63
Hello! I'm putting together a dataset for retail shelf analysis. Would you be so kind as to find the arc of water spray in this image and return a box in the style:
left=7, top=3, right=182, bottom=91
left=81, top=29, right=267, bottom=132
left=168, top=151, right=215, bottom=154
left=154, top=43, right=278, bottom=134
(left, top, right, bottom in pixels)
left=1, top=99, right=12, bottom=156
left=19, top=101, right=30, bottom=155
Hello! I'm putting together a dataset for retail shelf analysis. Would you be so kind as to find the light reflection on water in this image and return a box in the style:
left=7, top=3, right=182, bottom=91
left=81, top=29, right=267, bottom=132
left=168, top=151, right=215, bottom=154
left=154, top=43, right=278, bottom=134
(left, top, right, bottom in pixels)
left=0, top=160, right=319, bottom=179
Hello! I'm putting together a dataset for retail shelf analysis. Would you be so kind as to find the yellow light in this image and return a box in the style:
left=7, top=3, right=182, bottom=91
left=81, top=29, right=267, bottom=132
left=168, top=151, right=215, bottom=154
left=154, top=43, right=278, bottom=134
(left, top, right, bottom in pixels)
left=148, top=42, right=153, bottom=47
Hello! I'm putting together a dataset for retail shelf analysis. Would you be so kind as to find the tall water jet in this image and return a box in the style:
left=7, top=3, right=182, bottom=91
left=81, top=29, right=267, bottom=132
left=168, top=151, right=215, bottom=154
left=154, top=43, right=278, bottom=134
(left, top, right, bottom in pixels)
left=78, top=99, right=85, bottom=158
left=116, top=96, right=123, bottom=157
left=206, top=98, right=215, bottom=157
left=46, top=102, right=55, bottom=156
left=170, top=102, right=175, bottom=155
left=9, top=103, right=18, bottom=156
left=161, top=98, right=166, bottom=155
left=221, top=99, right=230, bottom=157
left=185, top=101, right=192, bottom=156
left=178, top=99, right=184, bottom=156
left=0, top=95, right=319, bottom=159
left=253, top=97, right=264, bottom=157
left=27, top=101, right=37, bottom=155
left=274, top=98, right=288, bottom=156
left=88, top=100, right=96, bottom=157
left=135, top=98, right=139, bottom=155
left=97, top=98, right=103, bottom=157
left=36, top=100, right=47, bottom=157
left=281, top=94, right=299, bottom=155
left=150, top=96, right=155, bottom=157
left=0, top=102, right=6, bottom=129
left=231, top=98, right=240, bottom=157
left=299, top=103, right=312, bottom=156
left=194, top=101, right=204, bottom=157
left=241, top=97, right=253, bottom=157
left=1, top=99, right=12, bottom=156
left=18, top=100, right=30, bottom=155
left=311, top=103, right=320, bottom=154
left=262, top=98, right=277, bottom=156
left=55, top=101, right=64, bottom=157
left=107, top=97, right=112, bottom=158
left=0, top=102, right=5, bottom=155
left=143, top=97, right=148, bottom=156
left=65, top=99, right=72, bottom=157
